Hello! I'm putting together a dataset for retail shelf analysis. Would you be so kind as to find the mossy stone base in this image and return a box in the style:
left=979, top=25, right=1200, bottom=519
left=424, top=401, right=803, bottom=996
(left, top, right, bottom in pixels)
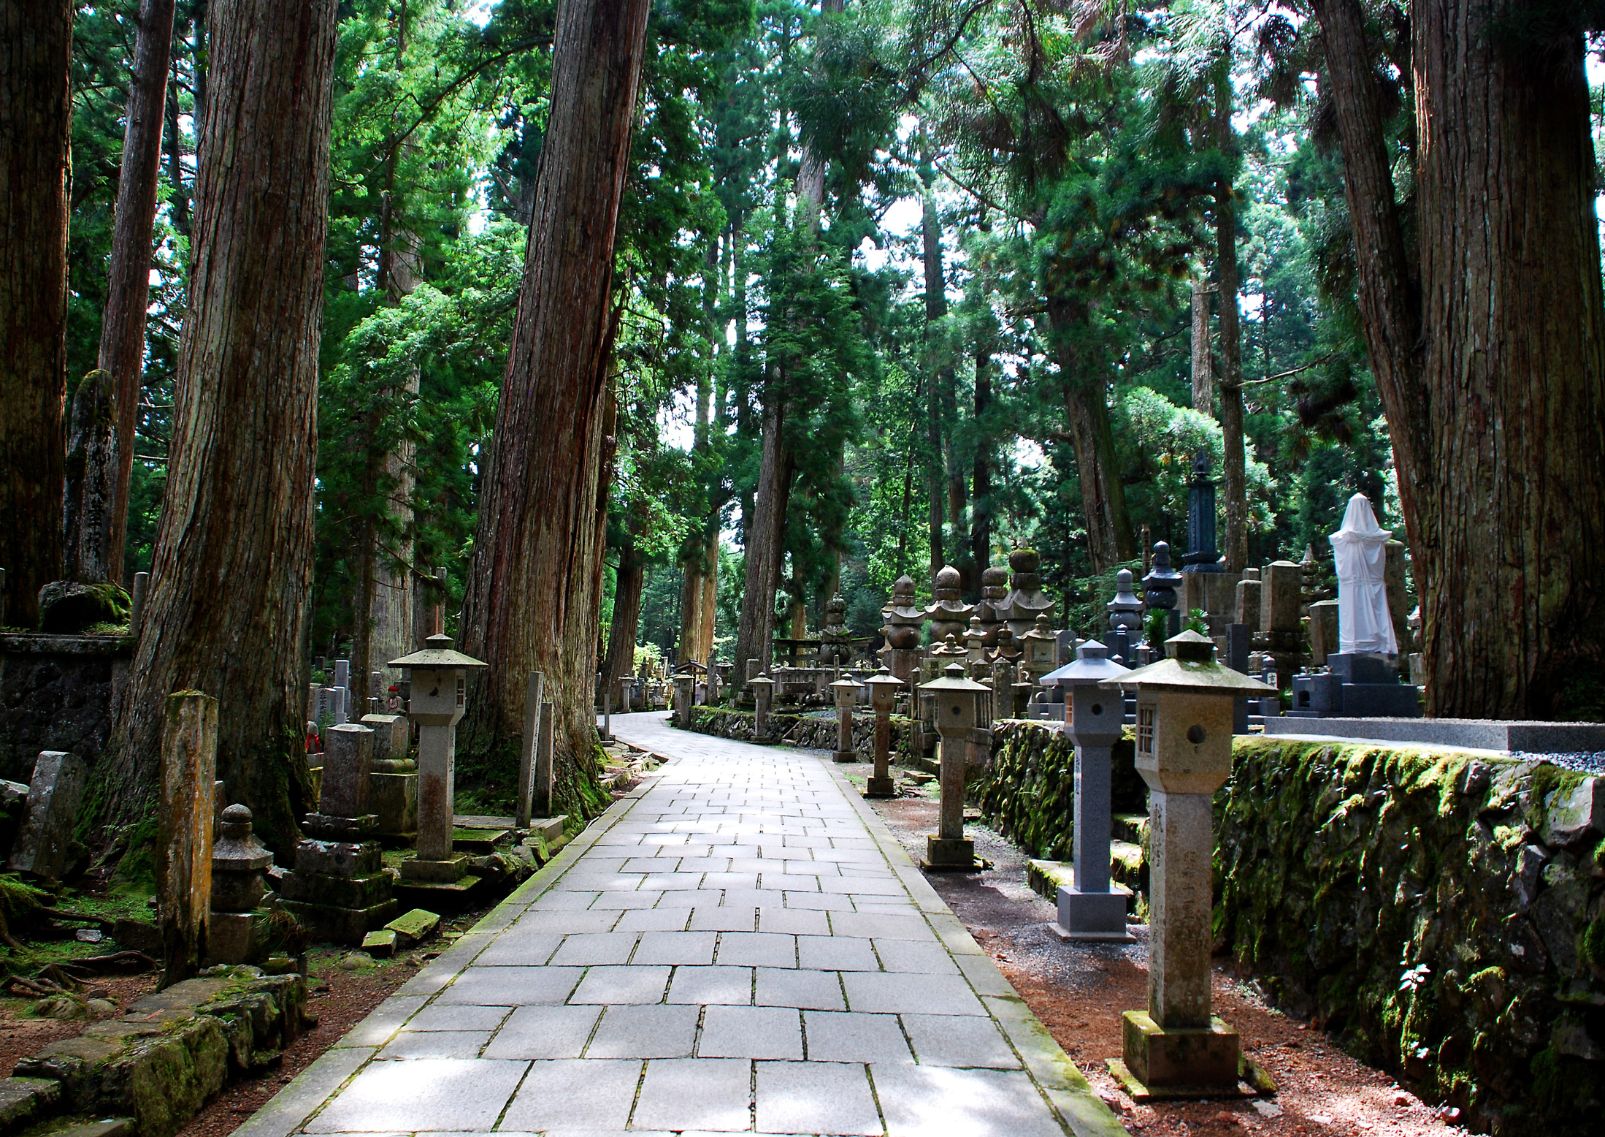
left=922, top=835, right=979, bottom=872
left=1117, top=1011, right=1249, bottom=1097
left=863, top=776, right=896, bottom=799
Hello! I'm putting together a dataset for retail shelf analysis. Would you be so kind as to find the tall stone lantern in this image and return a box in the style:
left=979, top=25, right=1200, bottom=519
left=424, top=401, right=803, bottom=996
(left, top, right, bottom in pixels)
left=918, top=662, right=989, bottom=871
left=862, top=667, right=904, bottom=798
left=390, top=635, right=486, bottom=884
left=1039, top=640, right=1131, bottom=941
left=1100, top=630, right=1273, bottom=1098
left=830, top=674, right=860, bottom=764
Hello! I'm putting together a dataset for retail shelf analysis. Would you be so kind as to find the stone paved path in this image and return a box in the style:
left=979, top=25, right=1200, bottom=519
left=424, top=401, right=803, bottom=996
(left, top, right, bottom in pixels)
left=238, top=713, right=1125, bottom=1137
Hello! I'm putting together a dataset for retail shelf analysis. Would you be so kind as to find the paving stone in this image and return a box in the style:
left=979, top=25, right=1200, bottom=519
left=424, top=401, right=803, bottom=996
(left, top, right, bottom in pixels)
left=403, top=1004, right=510, bottom=1032
left=756, top=907, right=831, bottom=936
left=783, top=891, right=855, bottom=911
left=632, top=930, right=718, bottom=966
left=756, top=1059, right=884, bottom=1135
left=568, top=965, right=671, bottom=1004
left=754, top=967, right=846, bottom=1011
left=482, top=1004, right=602, bottom=1059
left=667, top=966, right=754, bottom=1006
left=797, top=934, right=879, bottom=971
left=472, top=933, right=563, bottom=966
left=689, top=906, right=756, bottom=932
left=829, top=912, right=934, bottom=940
left=869, top=1064, right=1068, bottom=1137
left=435, top=966, right=583, bottom=1005
left=549, top=932, right=639, bottom=966
left=901, top=1013, right=1021, bottom=1068
left=501, top=1059, right=643, bottom=1131
left=376, top=1030, right=489, bottom=1060
left=698, top=1004, right=803, bottom=1059
left=632, top=1058, right=752, bottom=1132
left=590, top=889, right=665, bottom=910
left=842, top=972, right=985, bottom=1016
left=872, top=938, right=961, bottom=975
left=587, top=1004, right=700, bottom=1058
left=515, top=909, right=619, bottom=934
left=614, top=907, right=692, bottom=932
left=716, top=931, right=796, bottom=968
left=803, top=1010, right=912, bottom=1064
left=304, top=1058, right=526, bottom=1131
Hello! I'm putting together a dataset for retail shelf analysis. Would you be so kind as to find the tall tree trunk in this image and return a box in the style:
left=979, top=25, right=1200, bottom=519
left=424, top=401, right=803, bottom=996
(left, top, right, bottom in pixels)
left=1410, top=0, right=1605, bottom=716
left=733, top=0, right=836, bottom=678
left=733, top=387, right=793, bottom=676
left=1046, top=296, right=1136, bottom=571
left=101, top=0, right=337, bottom=853
left=919, top=174, right=958, bottom=581
left=1213, top=67, right=1248, bottom=573
left=0, top=0, right=71, bottom=628
left=96, top=0, right=177, bottom=587
left=458, top=0, right=650, bottom=805
left=603, top=529, right=644, bottom=689
left=678, top=238, right=720, bottom=665
left=1189, top=277, right=1212, bottom=413
left=969, top=338, right=994, bottom=581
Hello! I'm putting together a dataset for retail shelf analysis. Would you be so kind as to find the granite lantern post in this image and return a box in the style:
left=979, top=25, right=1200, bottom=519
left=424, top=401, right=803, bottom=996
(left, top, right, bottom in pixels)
left=919, top=662, right=988, bottom=871
left=749, top=674, right=774, bottom=738
left=1040, top=641, right=1132, bottom=941
left=1102, top=631, right=1273, bottom=1098
left=863, top=666, right=904, bottom=798
left=830, top=674, right=860, bottom=763
left=390, top=635, right=486, bottom=885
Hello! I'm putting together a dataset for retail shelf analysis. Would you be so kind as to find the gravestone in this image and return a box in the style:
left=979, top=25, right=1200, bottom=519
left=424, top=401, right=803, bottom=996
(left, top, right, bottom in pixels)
left=208, top=803, right=274, bottom=965
left=878, top=574, right=926, bottom=683
left=924, top=565, right=975, bottom=643
left=1181, top=450, right=1222, bottom=572
left=997, top=547, right=1056, bottom=638
left=534, top=701, right=555, bottom=817
left=362, top=712, right=417, bottom=841
left=8, top=751, right=88, bottom=883
left=1141, top=542, right=1183, bottom=639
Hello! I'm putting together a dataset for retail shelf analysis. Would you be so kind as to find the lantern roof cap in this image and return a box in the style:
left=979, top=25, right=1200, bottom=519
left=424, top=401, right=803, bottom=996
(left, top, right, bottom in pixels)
left=748, top=674, right=774, bottom=687
left=1039, top=639, right=1129, bottom=686
left=389, top=634, right=486, bottom=670
left=830, top=675, right=861, bottom=691
left=920, top=661, right=990, bottom=693
left=864, top=666, right=905, bottom=689
left=1100, top=630, right=1272, bottom=694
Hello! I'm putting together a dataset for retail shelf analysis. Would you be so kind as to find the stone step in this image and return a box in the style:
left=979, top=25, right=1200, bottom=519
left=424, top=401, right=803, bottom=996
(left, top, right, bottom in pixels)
left=23, top=1117, right=134, bottom=1137
left=1110, top=840, right=1146, bottom=894
left=527, top=816, right=567, bottom=844
left=1026, top=859, right=1073, bottom=900
left=451, top=827, right=510, bottom=852
left=1112, top=812, right=1148, bottom=846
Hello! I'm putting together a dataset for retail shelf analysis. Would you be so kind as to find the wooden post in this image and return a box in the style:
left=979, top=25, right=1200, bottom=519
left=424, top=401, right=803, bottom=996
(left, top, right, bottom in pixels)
left=158, top=691, right=217, bottom=986
left=516, top=671, right=545, bottom=827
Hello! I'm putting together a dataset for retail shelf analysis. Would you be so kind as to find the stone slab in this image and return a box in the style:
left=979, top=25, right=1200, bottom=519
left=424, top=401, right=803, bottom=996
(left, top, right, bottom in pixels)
left=1261, top=715, right=1605, bottom=753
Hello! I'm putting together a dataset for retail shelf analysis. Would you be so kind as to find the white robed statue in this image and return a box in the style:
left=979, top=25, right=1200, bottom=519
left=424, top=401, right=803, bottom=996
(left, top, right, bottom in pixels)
left=1328, top=492, right=1397, bottom=655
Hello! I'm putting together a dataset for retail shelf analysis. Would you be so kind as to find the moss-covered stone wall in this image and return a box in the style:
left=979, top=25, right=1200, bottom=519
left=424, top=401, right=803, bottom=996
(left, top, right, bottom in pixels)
left=1217, top=738, right=1603, bottom=1136
left=972, top=721, right=1145, bottom=860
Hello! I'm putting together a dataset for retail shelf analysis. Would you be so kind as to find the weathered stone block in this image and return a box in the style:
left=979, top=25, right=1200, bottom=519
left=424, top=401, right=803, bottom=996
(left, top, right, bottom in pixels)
left=1540, top=776, right=1603, bottom=847
left=361, top=929, right=397, bottom=957
left=0, top=1075, right=61, bottom=1131
left=291, top=838, right=381, bottom=878
left=276, top=871, right=393, bottom=909
left=7, top=751, right=88, bottom=882
left=384, top=907, right=440, bottom=948
left=1120, top=1010, right=1240, bottom=1090
left=277, top=898, right=397, bottom=944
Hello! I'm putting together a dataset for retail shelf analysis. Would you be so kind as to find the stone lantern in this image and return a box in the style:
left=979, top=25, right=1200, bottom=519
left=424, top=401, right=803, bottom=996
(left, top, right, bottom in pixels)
left=1020, top=613, right=1058, bottom=714
left=862, top=667, right=904, bottom=798
left=672, top=669, right=696, bottom=729
left=390, top=634, right=486, bottom=884
left=830, top=674, right=860, bottom=764
left=963, top=616, right=988, bottom=664
left=749, top=674, right=775, bottom=738
left=1100, top=630, right=1274, bottom=1098
left=918, top=662, right=989, bottom=871
left=1039, top=640, right=1131, bottom=941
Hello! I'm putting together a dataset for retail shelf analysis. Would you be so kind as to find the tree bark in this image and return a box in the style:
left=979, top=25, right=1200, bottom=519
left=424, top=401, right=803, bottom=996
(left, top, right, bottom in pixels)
left=1190, top=277, right=1213, bottom=413
left=96, top=0, right=177, bottom=587
left=101, top=0, right=337, bottom=854
left=969, top=337, right=994, bottom=581
left=733, top=386, right=793, bottom=676
left=603, top=530, right=644, bottom=689
left=1410, top=0, right=1605, bottom=716
left=0, top=0, right=71, bottom=628
left=678, top=237, right=721, bottom=665
left=458, top=0, right=650, bottom=803
left=1046, top=295, right=1136, bottom=571
left=1213, top=67, right=1248, bottom=573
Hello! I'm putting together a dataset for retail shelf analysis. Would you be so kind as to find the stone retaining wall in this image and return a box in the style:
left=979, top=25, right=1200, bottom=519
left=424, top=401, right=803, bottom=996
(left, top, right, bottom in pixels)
left=2, top=966, right=307, bottom=1137
left=969, top=722, right=1605, bottom=1134
left=683, top=707, right=912, bottom=758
